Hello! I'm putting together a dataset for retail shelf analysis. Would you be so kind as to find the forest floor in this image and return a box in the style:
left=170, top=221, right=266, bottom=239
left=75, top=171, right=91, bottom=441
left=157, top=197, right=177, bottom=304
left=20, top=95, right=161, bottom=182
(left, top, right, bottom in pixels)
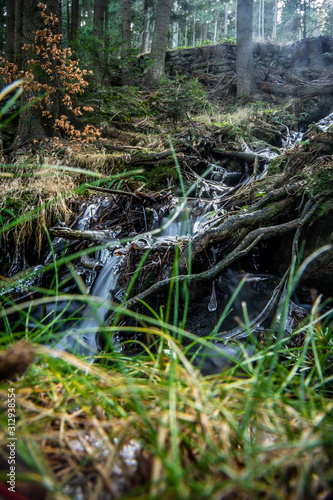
left=1, top=87, right=333, bottom=499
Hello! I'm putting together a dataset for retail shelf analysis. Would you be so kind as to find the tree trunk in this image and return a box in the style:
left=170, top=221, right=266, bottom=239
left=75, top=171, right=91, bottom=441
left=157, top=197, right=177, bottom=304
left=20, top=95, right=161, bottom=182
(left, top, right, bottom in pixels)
left=192, top=13, right=196, bottom=46
left=203, top=20, right=207, bottom=41
left=172, top=0, right=179, bottom=48
left=93, top=0, right=109, bottom=42
left=224, top=3, right=228, bottom=38
left=184, top=17, right=188, bottom=46
left=5, top=0, right=15, bottom=62
left=272, top=0, right=277, bottom=39
left=16, top=0, right=62, bottom=142
left=236, top=0, right=257, bottom=97
left=213, top=11, right=218, bottom=44
left=66, top=0, right=70, bottom=41
left=144, top=0, right=172, bottom=88
left=122, top=0, right=133, bottom=86
left=258, top=0, right=261, bottom=39
left=16, top=1, right=47, bottom=142
left=261, top=0, right=264, bottom=40
left=0, top=3, right=5, bottom=56
left=71, top=0, right=79, bottom=42
left=142, top=0, right=151, bottom=53
left=56, top=0, right=62, bottom=33
left=14, top=0, right=24, bottom=69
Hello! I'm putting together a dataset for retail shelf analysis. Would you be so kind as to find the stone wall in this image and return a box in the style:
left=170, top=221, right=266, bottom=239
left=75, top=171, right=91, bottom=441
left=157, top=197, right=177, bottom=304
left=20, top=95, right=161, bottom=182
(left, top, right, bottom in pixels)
left=162, top=36, right=333, bottom=80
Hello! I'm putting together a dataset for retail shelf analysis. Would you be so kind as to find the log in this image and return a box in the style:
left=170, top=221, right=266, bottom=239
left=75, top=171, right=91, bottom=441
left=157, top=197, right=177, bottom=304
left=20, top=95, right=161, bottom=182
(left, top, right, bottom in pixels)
left=0, top=266, right=44, bottom=295
left=49, top=227, right=114, bottom=242
left=258, top=81, right=333, bottom=97
left=212, top=148, right=266, bottom=162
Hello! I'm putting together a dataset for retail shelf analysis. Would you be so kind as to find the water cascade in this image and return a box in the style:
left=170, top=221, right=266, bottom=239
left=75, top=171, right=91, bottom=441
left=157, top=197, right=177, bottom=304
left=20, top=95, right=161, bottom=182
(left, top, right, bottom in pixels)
left=55, top=253, right=124, bottom=356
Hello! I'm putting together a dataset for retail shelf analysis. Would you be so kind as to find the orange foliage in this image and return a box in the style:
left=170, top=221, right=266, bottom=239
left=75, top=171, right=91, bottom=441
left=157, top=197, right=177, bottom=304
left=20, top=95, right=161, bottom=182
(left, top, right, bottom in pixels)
left=0, top=3, right=100, bottom=143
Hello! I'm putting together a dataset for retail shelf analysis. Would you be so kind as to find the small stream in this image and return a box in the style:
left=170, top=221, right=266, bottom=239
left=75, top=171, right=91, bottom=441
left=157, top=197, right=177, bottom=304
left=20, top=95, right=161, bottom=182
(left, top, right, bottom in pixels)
left=3, top=115, right=332, bottom=374
left=43, top=148, right=284, bottom=365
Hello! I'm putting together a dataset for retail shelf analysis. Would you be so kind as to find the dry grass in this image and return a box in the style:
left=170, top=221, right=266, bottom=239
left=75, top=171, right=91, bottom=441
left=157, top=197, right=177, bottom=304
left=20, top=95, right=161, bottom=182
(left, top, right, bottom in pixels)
left=0, top=169, right=75, bottom=257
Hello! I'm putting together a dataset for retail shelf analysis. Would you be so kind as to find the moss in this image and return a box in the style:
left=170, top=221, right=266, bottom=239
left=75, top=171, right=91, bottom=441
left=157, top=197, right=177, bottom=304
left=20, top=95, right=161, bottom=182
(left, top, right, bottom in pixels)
left=143, top=164, right=179, bottom=190
left=315, top=199, right=333, bottom=219
left=267, top=155, right=287, bottom=175
left=0, top=172, right=75, bottom=268
left=309, top=164, right=333, bottom=195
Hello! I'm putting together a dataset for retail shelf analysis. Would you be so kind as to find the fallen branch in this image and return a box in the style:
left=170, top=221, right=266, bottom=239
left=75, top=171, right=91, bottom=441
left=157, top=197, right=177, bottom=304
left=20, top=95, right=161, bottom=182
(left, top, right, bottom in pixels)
left=85, top=184, right=142, bottom=201
left=49, top=227, right=114, bottom=242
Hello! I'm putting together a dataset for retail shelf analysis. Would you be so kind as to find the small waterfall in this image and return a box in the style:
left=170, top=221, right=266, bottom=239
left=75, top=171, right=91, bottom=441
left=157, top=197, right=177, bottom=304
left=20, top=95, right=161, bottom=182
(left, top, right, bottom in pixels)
left=76, top=203, right=99, bottom=230
left=317, top=112, right=333, bottom=132
left=55, top=254, right=123, bottom=356
left=45, top=203, right=100, bottom=265
left=159, top=203, right=193, bottom=237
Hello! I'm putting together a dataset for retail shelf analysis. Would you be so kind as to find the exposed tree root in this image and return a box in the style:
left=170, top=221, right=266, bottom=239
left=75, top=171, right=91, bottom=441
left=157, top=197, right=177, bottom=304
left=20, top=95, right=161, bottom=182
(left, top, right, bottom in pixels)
left=105, top=150, right=331, bottom=327
left=105, top=215, right=302, bottom=326
left=178, top=181, right=303, bottom=273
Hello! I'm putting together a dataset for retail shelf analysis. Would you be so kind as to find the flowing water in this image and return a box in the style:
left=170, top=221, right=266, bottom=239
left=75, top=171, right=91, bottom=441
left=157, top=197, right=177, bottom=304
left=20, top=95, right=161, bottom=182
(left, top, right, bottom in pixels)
left=54, top=254, right=124, bottom=356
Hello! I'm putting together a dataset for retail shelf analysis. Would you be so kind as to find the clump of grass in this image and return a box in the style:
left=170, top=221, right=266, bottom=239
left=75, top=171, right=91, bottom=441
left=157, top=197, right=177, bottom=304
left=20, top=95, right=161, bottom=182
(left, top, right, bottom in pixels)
left=0, top=168, right=75, bottom=257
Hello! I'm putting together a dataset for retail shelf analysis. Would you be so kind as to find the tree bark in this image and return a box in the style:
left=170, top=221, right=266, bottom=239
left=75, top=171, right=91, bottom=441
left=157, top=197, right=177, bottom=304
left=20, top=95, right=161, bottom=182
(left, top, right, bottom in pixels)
left=302, top=0, right=307, bottom=39
left=193, top=12, right=196, bottom=46
left=16, top=0, right=62, bottom=142
left=172, top=0, right=179, bottom=48
left=261, top=0, right=264, bottom=40
left=93, top=0, right=109, bottom=42
left=236, top=0, right=257, bottom=97
left=224, top=3, right=228, bottom=38
left=71, top=0, right=80, bottom=42
left=122, top=0, right=133, bottom=86
left=144, top=0, right=173, bottom=88
left=272, top=0, right=277, bottom=39
left=5, top=0, right=15, bottom=62
left=49, top=227, right=115, bottom=242
left=142, top=0, right=151, bottom=53
left=258, top=0, right=261, bottom=40
left=16, top=1, right=47, bottom=142
left=213, top=11, right=218, bottom=44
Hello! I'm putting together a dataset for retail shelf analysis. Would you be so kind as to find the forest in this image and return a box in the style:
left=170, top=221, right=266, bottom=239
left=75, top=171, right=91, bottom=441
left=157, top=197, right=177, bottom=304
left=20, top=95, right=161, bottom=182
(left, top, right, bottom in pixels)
left=0, top=0, right=333, bottom=499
